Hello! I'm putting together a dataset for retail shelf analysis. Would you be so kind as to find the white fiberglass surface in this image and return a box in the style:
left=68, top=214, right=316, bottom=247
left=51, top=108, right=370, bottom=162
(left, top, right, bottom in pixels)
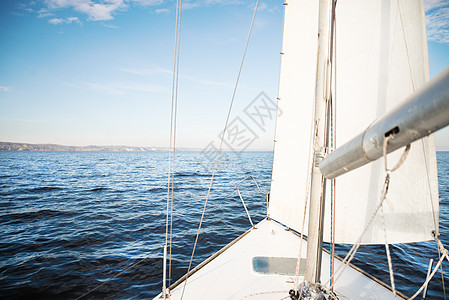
left=158, top=219, right=399, bottom=300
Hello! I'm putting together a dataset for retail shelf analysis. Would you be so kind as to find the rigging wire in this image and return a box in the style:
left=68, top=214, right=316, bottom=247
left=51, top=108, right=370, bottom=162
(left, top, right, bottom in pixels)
left=169, top=0, right=183, bottom=291
left=75, top=175, right=265, bottom=300
left=179, top=0, right=260, bottom=298
left=422, top=140, right=446, bottom=299
left=329, top=0, right=337, bottom=289
left=398, top=0, right=446, bottom=296
left=165, top=0, right=183, bottom=296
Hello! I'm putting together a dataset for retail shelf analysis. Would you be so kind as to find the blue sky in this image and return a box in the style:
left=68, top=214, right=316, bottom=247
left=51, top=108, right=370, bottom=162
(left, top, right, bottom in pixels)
left=1, top=0, right=448, bottom=150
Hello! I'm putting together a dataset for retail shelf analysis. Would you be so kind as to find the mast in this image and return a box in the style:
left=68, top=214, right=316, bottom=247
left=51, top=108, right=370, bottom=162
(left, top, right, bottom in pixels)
left=304, top=0, right=334, bottom=287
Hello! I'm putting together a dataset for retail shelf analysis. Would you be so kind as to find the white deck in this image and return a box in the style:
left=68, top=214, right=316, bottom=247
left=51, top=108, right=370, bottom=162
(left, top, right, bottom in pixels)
left=156, top=219, right=403, bottom=299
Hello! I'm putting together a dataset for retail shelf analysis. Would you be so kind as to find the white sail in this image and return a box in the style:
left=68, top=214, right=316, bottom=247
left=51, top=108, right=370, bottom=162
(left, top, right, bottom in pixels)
left=268, top=0, right=318, bottom=235
left=269, top=0, right=439, bottom=244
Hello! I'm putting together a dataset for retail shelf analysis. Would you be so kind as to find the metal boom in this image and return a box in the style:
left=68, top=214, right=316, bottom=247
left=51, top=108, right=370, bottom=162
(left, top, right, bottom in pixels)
left=320, top=67, right=449, bottom=179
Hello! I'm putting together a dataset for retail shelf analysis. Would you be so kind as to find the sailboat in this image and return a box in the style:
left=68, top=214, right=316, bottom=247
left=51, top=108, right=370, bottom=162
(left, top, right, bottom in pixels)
left=156, top=0, right=449, bottom=299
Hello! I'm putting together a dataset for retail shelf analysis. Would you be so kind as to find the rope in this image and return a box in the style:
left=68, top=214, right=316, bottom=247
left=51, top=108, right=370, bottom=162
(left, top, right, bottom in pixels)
left=378, top=134, right=399, bottom=300
left=401, top=240, right=447, bottom=297
left=383, top=136, right=410, bottom=173
left=381, top=135, right=410, bottom=297
left=437, top=241, right=447, bottom=300
left=245, top=175, right=268, bottom=196
left=326, top=135, right=410, bottom=289
left=380, top=205, right=397, bottom=298
left=326, top=174, right=389, bottom=289
left=179, top=1, right=261, bottom=298
left=408, top=247, right=449, bottom=300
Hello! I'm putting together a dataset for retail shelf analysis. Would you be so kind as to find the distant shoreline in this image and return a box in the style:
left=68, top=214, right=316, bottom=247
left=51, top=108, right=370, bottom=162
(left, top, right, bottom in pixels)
left=0, top=142, right=165, bottom=152
left=0, top=142, right=272, bottom=152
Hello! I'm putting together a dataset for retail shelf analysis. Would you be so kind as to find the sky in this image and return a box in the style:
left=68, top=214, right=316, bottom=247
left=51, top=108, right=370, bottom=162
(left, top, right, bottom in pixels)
left=0, top=0, right=449, bottom=151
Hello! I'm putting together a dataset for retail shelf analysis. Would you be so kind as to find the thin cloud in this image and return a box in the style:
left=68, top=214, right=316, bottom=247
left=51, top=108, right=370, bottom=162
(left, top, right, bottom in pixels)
left=48, top=16, right=81, bottom=25
left=17, top=3, right=35, bottom=14
left=182, top=0, right=242, bottom=10
left=131, top=0, right=163, bottom=6
left=102, top=23, right=119, bottom=29
left=0, top=117, right=49, bottom=123
left=37, top=8, right=54, bottom=18
left=83, top=81, right=166, bottom=95
left=118, top=67, right=233, bottom=87
left=155, top=8, right=170, bottom=14
left=425, top=0, right=449, bottom=44
left=255, top=2, right=279, bottom=14
left=183, top=75, right=232, bottom=87
left=48, top=18, right=63, bottom=24
left=118, top=67, right=172, bottom=76
left=0, top=86, right=12, bottom=92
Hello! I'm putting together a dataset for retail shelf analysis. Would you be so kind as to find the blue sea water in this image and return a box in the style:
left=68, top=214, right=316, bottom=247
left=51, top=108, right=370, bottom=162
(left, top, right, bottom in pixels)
left=0, top=151, right=448, bottom=299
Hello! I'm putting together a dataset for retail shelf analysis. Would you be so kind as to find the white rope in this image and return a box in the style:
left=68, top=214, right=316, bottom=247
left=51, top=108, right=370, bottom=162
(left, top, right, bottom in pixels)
left=380, top=205, right=397, bottom=298
left=180, top=1, right=260, bottom=298
left=380, top=133, right=411, bottom=298
left=437, top=241, right=448, bottom=299
left=409, top=248, right=449, bottom=300
left=326, top=178, right=388, bottom=289
left=327, top=135, right=410, bottom=289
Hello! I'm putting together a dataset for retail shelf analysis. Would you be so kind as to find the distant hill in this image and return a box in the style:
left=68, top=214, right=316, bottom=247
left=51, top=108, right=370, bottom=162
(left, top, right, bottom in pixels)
left=0, top=142, right=168, bottom=152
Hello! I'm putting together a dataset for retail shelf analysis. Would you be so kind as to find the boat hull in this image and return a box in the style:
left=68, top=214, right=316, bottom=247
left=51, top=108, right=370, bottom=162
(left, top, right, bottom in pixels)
left=155, top=219, right=404, bottom=299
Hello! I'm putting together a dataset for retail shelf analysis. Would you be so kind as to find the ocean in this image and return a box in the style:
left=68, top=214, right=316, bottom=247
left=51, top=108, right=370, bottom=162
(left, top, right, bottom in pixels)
left=0, top=151, right=448, bottom=299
